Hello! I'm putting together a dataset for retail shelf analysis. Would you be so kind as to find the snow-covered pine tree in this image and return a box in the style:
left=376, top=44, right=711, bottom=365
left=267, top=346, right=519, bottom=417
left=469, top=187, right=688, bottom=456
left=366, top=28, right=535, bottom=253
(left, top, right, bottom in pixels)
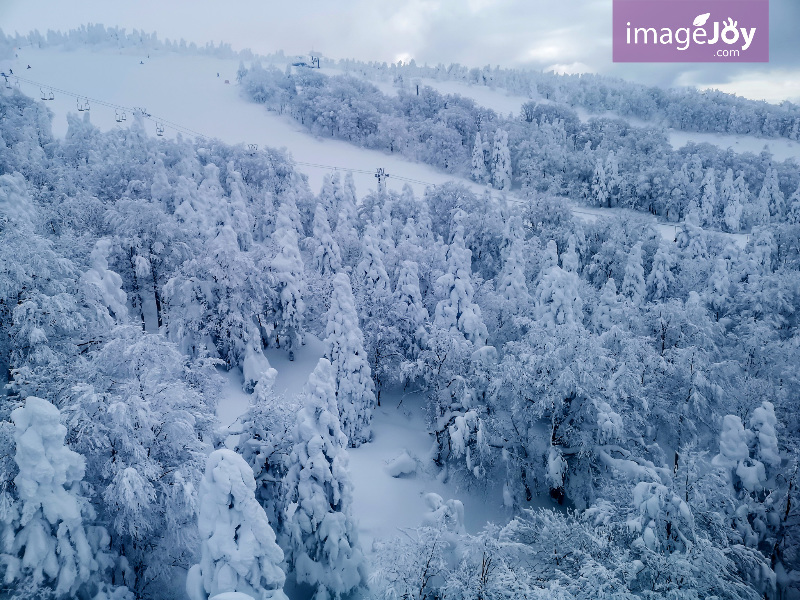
left=284, top=358, right=366, bottom=600
left=324, top=273, right=376, bottom=446
left=236, top=368, right=297, bottom=531
left=722, top=175, right=744, bottom=233
left=354, top=228, right=395, bottom=403
left=534, top=242, right=583, bottom=330
left=720, top=168, right=743, bottom=232
left=620, top=241, right=646, bottom=305
left=592, top=277, right=622, bottom=333
left=591, top=158, right=608, bottom=208
left=310, top=204, right=342, bottom=277
left=605, top=150, right=621, bottom=206
left=391, top=260, right=429, bottom=369
left=759, top=166, right=785, bottom=222
left=1, top=397, right=123, bottom=599
left=490, top=129, right=511, bottom=191
left=700, top=167, right=718, bottom=227
left=646, top=241, right=675, bottom=302
left=497, top=232, right=531, bottom=317
left=318, top=173, right=338, bottom=216
left=334, top=173, right=361, bottom=267
left=269, top=196, right=306, bottom=352
left=186, top=449, right=288, bottom=600
left=470, top=132, right=488, bottom=184
left=788, top=182, right=800, bottom=224
left=434, top=222, right=488, bottom=347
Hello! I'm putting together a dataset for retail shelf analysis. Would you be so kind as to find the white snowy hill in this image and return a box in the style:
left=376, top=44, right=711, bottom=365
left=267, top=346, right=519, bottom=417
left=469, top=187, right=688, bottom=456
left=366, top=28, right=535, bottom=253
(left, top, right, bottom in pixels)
left=6, top=46, right=470, bottom=196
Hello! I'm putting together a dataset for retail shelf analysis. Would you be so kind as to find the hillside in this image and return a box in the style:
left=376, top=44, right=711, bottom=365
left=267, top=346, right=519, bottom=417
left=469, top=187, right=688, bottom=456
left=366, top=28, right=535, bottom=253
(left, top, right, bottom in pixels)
left=0, top=28, right=799, bottom=600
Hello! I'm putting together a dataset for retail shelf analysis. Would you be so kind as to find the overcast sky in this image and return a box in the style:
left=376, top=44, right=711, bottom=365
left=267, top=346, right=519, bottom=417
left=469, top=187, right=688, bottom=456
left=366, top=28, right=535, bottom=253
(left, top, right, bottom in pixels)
left=1, top=0, right=798, bottom=103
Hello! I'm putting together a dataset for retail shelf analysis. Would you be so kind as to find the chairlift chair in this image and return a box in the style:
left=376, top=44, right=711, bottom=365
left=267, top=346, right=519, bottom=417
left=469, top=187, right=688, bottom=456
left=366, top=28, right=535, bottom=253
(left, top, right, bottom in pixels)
left=115, top=110, right=123, bottom=123
left=48, top=91, right=54, bottom=101
left=248, top=143, right=258, bottom=154
left=156, top=123, right=165, bottom=137
left=77, top=98, right=85, bottom=112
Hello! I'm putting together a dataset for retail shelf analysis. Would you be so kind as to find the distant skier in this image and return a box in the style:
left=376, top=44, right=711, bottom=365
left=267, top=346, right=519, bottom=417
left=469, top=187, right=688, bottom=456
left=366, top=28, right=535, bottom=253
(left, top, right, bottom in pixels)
left=140, top=60, right=144, bottom=65
left=8, top=68, right=12, bottom=75
left=26, top=65, right=31, bottom=69
left=217, top=72, right=219, bottom=77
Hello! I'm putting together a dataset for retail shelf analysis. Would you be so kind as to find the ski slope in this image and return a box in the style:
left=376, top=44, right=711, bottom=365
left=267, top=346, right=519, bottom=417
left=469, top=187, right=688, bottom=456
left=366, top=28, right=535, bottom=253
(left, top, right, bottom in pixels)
left=7, top=46, right=481, bottom=197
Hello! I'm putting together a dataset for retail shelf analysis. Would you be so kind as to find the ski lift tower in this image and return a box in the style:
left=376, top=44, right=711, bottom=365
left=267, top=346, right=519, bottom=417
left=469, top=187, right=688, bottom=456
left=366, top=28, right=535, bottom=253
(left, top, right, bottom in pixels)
left=375, top=168, right=390, bottom=194
left=309, top=50, right=322, bottom=69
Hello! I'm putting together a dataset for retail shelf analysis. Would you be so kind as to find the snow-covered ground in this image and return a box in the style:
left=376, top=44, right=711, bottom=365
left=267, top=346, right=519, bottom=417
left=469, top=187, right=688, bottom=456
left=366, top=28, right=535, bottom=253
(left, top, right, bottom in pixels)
left=260, top=335, right=513, bottom=550
left=210, top=329, right=513, bottom=552
left=414, top=78, right=533, bottom=118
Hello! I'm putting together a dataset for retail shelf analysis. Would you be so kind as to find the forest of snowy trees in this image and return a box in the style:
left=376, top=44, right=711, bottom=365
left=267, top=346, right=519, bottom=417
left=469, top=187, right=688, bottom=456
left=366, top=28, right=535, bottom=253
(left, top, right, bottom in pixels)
left=1, top=27, right=800, bottom=600
left=237, top=62, right=800, bottom=232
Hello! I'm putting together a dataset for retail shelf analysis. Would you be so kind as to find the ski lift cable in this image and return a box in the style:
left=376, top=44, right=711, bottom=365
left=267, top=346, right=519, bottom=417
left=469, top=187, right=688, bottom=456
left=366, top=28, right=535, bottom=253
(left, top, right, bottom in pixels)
left=11, top=74, right=441, bottom=187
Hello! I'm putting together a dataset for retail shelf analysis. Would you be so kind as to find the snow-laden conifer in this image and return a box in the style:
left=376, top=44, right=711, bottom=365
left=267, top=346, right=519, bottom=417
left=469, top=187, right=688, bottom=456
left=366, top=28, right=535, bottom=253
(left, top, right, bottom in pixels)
left=284, top=358, right=366, bottom=600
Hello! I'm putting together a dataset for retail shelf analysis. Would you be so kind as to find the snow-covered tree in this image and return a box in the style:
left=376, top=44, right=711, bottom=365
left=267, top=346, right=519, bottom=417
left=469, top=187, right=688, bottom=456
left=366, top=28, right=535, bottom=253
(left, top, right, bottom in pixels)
left=310, top=204, right=342, bottom=277
left=324, top=273, right=376, bottom=446
left=592, top=277, right=622, bottom=333
left=620, top=242, right=646, bottom=306
left=353, top=229, right=394, bottom=403
left=591, top=158, right=608, bottom=207
left=434, top=224, right=488, bottom=347
left=620, top=242, right=646, bottom=305
left=646, top=241, right=675, bottom=302
left=759, top=167, right=785, bottom=222
left=268, top=197, right=306, bottom=351
left=333, top=173, right=361, bottom=267
left=497, top=232, right=531, bottom=318
left=391, top=260, right=429, bottom=367
left=1, top=397, right=122, bottom=599
left=490, top=129, right=511, bottom=191
left=700, top=167, right=718, bottom=227
left=65, top=326, right=218, bottom=597
left=534, top=246, right=583, bottom=329
left=720, top=168, right=743, bottom=232
left=81, top=238, right=129, bottom=327
left=186, top=449, right=288, bottom=600
left=788, top=182, right=800, bottom=224
left=470, top=132, right=488, bottom=184
left=605, top=150, right=621, bottom=206
left=284, top=359, right=366, bottom=600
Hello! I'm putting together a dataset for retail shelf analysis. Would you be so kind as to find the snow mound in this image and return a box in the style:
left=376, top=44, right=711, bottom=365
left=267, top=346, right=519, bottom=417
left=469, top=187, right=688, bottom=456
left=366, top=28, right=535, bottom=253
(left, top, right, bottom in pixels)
left=384, top=450, right=417, bottom=478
